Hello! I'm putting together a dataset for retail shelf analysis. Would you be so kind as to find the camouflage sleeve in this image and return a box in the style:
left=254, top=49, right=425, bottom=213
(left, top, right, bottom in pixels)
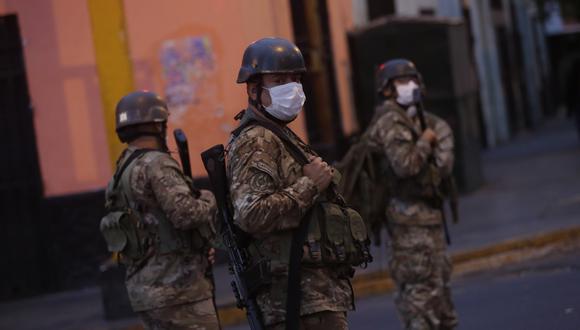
left=229, top=128, right=319, bottom=237
left=372, top=112, right=432, bottom=178
left=432, top=117, right=455, bottom=177
left=148, top=155, right=216, bottom=230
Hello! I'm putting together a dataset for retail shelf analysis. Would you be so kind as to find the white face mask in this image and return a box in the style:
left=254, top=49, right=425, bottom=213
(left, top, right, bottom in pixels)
left=263, top=82, right=306, bottom=121
left=396, top=81, right=420, bottom=106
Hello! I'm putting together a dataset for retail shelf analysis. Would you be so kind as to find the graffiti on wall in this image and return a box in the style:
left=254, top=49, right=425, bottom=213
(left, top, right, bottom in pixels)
left=159, top=36, right=217, bottom=123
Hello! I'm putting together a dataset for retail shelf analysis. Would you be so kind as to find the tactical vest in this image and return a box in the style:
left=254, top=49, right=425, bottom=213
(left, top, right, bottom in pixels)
left=381, top=106, right=444, bottom=205
left=100, top=150, right=213, bottom=261
left=394, top=165, right=441, bottom=201
left=246, top=199, right=371, bottom=271
left=231, top=119, right=372, bottom=274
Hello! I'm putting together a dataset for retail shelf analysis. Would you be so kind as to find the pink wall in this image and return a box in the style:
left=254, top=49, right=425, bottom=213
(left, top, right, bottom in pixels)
left=123, top=0, right=308, bottom=177
left=0, top=0, right=358, bottom=195
left=1, top=0, right=111, bottom=196
left=328, top=0, right=359, bottom=135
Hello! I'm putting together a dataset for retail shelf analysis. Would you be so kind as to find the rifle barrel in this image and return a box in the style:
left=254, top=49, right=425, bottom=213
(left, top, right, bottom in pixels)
left=173, top=129, right=192, bottom=179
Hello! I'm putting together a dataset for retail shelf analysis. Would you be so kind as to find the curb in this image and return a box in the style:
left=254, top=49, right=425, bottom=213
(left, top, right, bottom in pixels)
left=215, top=226, right=580, bottom=327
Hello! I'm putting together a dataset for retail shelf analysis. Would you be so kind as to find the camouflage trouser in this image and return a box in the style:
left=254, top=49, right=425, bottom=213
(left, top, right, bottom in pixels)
left=388, top=224, right=458, bottom=330
left=138, top=298, right=221, bottom=330
left=267, top=311, right=348, bottom=330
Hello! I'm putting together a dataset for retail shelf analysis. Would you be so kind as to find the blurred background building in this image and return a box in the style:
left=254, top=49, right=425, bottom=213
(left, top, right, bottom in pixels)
left=0, top=0, right=578, bottom=302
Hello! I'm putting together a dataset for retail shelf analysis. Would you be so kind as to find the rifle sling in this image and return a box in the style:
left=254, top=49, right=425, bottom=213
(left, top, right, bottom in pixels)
left=416, top=101, right=452, bottom=245
left=113, top=148, right=156, bottom=190
left=233, top=116, right=311, bottom=330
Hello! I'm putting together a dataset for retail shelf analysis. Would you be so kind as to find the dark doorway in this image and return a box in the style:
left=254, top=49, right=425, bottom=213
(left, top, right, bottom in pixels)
left=368, top=0, right=396, bottom=21
left=288, top=0, right=345, bottom=161
left=0, top=14, right=43, bottom=300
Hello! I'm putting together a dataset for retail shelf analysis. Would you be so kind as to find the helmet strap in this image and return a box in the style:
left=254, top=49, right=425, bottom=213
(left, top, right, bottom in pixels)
left=248, top=79, right=263, bottom=110
left=159, top=123, right=169, bottom=152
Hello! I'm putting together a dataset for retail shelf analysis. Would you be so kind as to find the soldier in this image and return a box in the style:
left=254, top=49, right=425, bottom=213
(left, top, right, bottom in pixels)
left=226, top=37, right=371, bottom=329
left=100, top=91, right=220, bottom=329
left=364, top=59, right=459, bottom=330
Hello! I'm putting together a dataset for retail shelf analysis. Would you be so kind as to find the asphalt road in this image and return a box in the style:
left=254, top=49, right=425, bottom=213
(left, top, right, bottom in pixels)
left=227, top=249, right=580, bottom=330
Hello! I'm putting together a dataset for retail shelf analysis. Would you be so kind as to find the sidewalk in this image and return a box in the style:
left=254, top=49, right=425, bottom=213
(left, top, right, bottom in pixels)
left=1, top=117, right=579, bottom=330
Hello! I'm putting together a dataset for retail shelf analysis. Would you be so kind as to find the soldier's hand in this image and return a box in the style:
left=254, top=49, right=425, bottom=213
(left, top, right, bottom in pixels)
left=303, top=157, right=333, bottom=192
left=421, top=128, right=438, bottom=146
left=207, top=247, right=216, bottom=265
left=199, top=189, right=217, bottom=212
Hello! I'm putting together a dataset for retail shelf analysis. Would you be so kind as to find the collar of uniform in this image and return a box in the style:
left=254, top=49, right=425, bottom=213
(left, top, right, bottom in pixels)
left=238, top=106, right=314, bottom=158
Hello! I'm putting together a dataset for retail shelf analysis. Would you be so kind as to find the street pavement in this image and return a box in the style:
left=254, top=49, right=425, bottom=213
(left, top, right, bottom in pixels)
left=227, top=248, right=580, bottom=330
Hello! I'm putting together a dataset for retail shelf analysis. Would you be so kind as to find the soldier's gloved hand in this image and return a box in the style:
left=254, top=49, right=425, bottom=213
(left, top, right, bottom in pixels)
left=421, top=128, right=438, bottom=147
left=199, top=189, right=217, bottom=211
left=303, top=156, right=333, bottom=193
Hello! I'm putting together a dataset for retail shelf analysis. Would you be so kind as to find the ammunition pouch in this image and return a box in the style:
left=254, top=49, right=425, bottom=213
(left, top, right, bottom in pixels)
left=303, top=202, right=371, bottom=266
left=241, top=201, right=371, bottom=304
left=248, top=201, right=371, bottom=276
left=100, top=208, right=213, bottom=261
left=101, top=149, right=214, bottom=262
left=100, top=210, right=144, bottom=260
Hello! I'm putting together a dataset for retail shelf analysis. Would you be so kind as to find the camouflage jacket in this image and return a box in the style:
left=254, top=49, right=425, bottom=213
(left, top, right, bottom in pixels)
left=227, top=108, right=354, bottom=326
left=366, top=100, right=454, bottom=226
left=106, top=146, right=217, bottom=312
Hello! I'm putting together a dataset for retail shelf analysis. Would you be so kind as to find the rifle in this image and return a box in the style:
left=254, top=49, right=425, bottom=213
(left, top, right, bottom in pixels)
left=201, top=144, right=267, bottom=330
left=412, top=89, right=453, bottom=245
left=173, top=129, right=201, bottom=198
left=173, top=129, right=219, bottom=328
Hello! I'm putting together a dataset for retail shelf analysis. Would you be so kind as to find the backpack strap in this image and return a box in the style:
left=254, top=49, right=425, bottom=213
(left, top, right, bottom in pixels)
left=113, top=149, right=155, bottom=191
left=117, top=149, right=161, bottom=209
left=232, top=115, right=309, bottom=166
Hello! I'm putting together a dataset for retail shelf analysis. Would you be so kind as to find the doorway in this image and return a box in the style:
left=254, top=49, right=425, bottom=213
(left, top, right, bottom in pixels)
left=0, top=14, right=43, bottom=300
left=289, top=0, right=345, bottom=160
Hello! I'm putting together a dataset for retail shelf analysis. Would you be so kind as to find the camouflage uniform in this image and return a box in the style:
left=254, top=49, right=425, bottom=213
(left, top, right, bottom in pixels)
left=366, top=100, right=458, bottom=330
left=227, top=108, right=354, bottom=328
left=106, top=146, right=220, bottom=330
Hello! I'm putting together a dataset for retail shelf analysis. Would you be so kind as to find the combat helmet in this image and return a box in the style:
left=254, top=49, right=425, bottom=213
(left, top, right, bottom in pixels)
left=115, top=91, right=169, bottom=142
left=236, top=37, right=306, bottom=83
left=376, top=58, right=424, bottom=93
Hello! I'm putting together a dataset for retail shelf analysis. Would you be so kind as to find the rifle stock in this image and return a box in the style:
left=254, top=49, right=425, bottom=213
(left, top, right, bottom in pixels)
left=201, top=144, right=265, bottom=330
left=173, top=129, right=201, bottom=198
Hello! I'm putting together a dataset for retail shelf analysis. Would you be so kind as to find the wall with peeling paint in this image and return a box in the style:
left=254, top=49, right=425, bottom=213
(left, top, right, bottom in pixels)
left=1, top=0, right=358, bottom=196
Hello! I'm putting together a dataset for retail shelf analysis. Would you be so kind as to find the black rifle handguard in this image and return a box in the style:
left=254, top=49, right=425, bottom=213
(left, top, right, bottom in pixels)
left=201, top=144, right=266, bottom=330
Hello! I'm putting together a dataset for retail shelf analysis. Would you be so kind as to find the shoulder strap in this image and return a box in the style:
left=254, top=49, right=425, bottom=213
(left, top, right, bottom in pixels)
left=233, top=115, right=309, bottom=166
left=113, top=149, right=156, bottom=190
left=116, top=149, right=163, bottom=209
left=232, top=114, right=309, bottom=330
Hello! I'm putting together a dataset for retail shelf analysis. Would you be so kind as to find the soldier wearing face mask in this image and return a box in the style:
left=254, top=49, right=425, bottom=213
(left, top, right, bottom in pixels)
left=364, top=59, right=458, bottom=330
left=226, top=37, right=371, bottom=330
